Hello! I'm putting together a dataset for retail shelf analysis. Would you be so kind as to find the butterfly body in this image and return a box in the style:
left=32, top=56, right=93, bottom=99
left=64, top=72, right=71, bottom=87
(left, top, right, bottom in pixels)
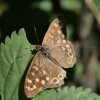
left=36, top=45, right=49, bottom=57
left=36, top=45, right=63, bottom=68
left=24, top=18, right=76, bottom=98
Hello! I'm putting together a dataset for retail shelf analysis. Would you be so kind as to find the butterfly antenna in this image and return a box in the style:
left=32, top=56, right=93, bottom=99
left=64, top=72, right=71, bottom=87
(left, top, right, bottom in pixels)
left=34, top=27, right=40, bottom=45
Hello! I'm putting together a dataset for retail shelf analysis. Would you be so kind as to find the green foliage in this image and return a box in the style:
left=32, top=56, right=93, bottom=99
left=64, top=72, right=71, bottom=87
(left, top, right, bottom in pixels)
left=60, top=0, right=81, bottom=13
left=74, top=59, right=84, bottom=80
left=31, top=0, right=52, bottom=12
left=96, top=62, right=100, bottom=83
left=0, top=29, right=100, bottom=100
left=0, top=3, right=9, bottom=16
left=93, top=0, right=100, bottom=10
left=0, top=28, right=34, bottom=100
left=33, top=86, right=100, bottom=100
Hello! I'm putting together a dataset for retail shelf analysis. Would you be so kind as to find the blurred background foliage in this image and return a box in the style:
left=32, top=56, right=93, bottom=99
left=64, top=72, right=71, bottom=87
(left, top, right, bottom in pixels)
left=0, top=0, right=100, bottom=96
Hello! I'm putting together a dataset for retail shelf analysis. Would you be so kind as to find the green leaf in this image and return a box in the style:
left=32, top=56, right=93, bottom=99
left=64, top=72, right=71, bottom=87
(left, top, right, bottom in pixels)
left=0, top=3, right=9, bottom=16
left=32, top=89, right=57, bottom=100
left=60, top=0, right=81, bottom=13
left=32, top=86, right=100, bottom=100
left=93, top=0, right=100, bottom=10
left=0, top=28, right=100, bottom=100
left=30, top=0, right=52, bottom=12
left=0, top=28, right=35, bottom=100
left=96, top=62, right=100, bottom=83
left=74, top=59, right=84, bottom=80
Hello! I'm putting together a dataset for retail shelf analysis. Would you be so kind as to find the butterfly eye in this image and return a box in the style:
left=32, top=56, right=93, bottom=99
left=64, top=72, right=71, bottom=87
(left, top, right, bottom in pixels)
left=51, top=77, right=59, bottom=84
left=67, top=58, right=72, bottom=64
left=67, top=48, right=73, bottom=58
left=58, top=74, right=64, bottom=80
left=68, top=52, right=73, bottom=58
left=25, top=85, right=36, bottom=92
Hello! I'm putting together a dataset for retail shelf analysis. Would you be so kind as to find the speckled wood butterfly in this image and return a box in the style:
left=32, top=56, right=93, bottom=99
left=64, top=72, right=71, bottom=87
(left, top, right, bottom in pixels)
left=24, top=18, right=76, bottom=98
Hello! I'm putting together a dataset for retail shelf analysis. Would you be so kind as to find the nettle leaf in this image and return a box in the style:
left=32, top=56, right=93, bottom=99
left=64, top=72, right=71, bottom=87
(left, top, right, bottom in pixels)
left=32, top=86, right=100, bottom=100
left=32, top=89, right=57, bottom=100
left=0, top=28, right=100, bottom=100
left=56, top=86, right=100, bottom=100
left=0, top=28, right=35, bottom=100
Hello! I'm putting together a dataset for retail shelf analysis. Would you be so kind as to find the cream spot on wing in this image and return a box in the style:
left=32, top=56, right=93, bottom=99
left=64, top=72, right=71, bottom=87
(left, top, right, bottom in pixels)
left=46, top=77, right=49, bottom=81
left=53, top=23, right=58, bottom=27
left=31, top=72, right=35, bottom=76
left=51, top=77, right=59, bottom=84
left=57, top=40, right=62, bottom=44
left=66, top=44, right=70, bottom=48
left=61, top=46, right=66, bottom=51
left=51, top=29, right=55, bottom=33
left=35, top=78, right=40, bottom=82
left=26, top=78, right=32, bottom=83
left=63, top=40, right=66, bottom=43
left=42, top=70, right=47, bottom=75
left=26, top=86, right=33, bottom=91
left=32, top=66, right=38, bottom=71
left=33, top=85, right=37, bottom=89
left=57, top=30, right=62, bottom=34
left=49, top=33, right=54, bottom=38
left=62, top=34, right=65, bottom=38
left=41, top=80, right=46, bottom=85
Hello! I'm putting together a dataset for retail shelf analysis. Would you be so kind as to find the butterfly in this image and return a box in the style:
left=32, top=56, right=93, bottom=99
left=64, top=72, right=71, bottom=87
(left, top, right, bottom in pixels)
left=24, top=18, right=76, bottom=98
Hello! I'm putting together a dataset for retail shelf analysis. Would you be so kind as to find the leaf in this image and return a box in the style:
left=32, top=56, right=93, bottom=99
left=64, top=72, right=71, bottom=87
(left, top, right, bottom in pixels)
left=60, top=0, right=81, bottom=13
left=32, top=89, right=57, bottom=100
left=0, top=3, right=9, bottom=16
left=0, top=28, right=35, bottom=100
left=74, top=59, right=84, bottom=80
left=0, top=28, right=100, bottom=100
left=93, top=0, right=100, bottom=10
left=32, top=86, right=100, bottom=100
left=31, top=0, right=52, bottom=12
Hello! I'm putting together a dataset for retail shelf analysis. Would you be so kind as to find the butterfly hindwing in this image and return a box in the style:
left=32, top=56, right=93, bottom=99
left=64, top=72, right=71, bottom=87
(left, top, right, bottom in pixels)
left=24, top=51, right=66, bottom=98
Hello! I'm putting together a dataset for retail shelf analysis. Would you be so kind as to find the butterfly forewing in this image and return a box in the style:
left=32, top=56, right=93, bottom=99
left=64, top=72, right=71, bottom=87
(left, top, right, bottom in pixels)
left=24, top=52, right=66, bottom=98
left=42, top=18, right=76, bottom=68
left=42, top=18, right=63, bottom=46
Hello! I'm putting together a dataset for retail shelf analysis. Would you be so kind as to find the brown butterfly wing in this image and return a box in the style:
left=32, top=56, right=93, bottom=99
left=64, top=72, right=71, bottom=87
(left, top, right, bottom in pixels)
left=24, top=51, right=66, bottom=98
left=42, top=18, right=76, bottom=68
